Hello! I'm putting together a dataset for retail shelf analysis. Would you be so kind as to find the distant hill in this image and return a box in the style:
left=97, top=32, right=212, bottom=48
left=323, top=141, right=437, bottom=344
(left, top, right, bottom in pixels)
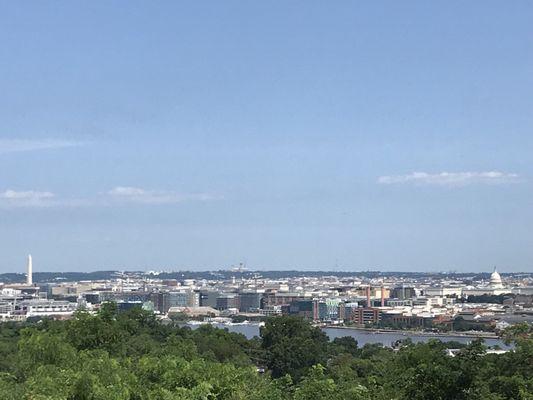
left=0, top=269, right=530, bottom=284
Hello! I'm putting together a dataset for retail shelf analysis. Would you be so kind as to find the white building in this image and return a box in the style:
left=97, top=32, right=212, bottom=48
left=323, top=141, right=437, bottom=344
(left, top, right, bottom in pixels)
left=463, top=269, right=511, bottom=296
left=17, top=300, right=78, bottom=317
left=424, top=287, right=463, bottom=297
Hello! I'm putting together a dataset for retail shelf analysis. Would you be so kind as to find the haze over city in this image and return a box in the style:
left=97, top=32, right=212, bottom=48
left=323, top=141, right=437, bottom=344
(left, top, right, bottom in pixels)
left=1, top=2, right=532, bottom=272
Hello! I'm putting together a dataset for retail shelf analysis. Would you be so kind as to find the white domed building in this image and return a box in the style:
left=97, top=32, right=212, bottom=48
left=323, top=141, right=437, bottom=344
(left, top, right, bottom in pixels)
left=489, top=269, right=504, bottom=289
left=462, top=268, right=510, bottom=296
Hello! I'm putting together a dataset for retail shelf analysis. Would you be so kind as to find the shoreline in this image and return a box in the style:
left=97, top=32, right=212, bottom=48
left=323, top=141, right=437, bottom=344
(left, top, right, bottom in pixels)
left=181, top=320, right=501, bottom=340
left=323, top=325, right=500, bottom=339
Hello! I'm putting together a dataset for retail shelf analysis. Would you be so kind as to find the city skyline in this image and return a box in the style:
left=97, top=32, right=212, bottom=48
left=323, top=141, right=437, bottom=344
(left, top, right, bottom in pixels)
left=2, top=254, right=531, bottom=275
left=1, top=2, right=533, bottom=272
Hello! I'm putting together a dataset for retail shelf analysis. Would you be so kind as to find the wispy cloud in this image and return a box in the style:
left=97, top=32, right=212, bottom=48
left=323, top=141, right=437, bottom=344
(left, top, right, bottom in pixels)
left=108, top=186, right=217, bottom=204
left=0, top=138, right=82, bottom=154
left=0, top=186, right=219, bottom=209
left=378, top=171, right=521, bottom=187
left=0, top=190, right=56, bottom=207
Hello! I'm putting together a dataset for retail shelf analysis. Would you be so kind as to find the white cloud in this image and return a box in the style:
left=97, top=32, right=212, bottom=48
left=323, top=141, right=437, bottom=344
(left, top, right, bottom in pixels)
left=108, top=186, right=217, bottom=204
left=0, top=186, right=219, bottom=209
left=377, top=171, right=521, bottom=187
left=0, top=190, right=55, bottom=207
left=0, top=190, right=54, bottom=200
left=0, top=190, right=94, bottom=208
left=0, top=138, right=82, bottom=154
left=108, top=187, right=147, bottom=197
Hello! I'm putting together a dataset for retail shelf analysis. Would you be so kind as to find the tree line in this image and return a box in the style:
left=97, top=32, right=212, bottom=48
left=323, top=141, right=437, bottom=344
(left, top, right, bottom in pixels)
left=0, top=303, right=531, bottom=399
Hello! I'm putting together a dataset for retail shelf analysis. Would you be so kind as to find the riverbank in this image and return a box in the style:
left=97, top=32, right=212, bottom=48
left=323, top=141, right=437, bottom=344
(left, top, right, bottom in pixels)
left=323, top=325, right=500, bottom=339
left=183, top=322, right=511, bottom=348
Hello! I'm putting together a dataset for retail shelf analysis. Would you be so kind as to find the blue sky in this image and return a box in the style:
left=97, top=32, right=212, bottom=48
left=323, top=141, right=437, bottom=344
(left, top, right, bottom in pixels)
left=1, top=2, right=532, bottom=272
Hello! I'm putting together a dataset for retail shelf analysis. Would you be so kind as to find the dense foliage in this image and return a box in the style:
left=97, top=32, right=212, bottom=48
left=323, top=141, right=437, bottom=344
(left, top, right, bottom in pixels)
left=459, top=294, right=513, bottom=304
left=0, top=306, right=531, bottom=399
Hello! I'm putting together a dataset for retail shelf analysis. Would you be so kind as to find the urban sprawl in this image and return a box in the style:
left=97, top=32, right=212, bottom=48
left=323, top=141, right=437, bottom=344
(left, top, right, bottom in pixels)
left=1, top=256, right=532, bottom=336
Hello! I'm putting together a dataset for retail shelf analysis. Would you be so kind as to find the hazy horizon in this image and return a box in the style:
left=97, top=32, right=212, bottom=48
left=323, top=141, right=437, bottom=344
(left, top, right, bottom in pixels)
left=1, top=2, right=532, bottom=273
left=0, top=259, right=529, bottom=275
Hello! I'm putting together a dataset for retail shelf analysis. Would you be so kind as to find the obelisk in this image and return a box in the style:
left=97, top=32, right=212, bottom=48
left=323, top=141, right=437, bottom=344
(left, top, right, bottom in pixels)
left=27, top=254, right=33, bottom=285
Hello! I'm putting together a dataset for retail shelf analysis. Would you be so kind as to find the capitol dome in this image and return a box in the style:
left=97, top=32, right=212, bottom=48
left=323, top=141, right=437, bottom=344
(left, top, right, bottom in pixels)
left=490, top=268, right=504, bottom=288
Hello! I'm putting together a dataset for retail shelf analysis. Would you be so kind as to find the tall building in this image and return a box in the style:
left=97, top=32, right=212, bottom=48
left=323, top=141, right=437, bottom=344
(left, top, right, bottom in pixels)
left=349, top=308, right=381, bottom=325
left=391, top=286, right=416, bottom=300
left=287, top=299, right=330, bottom=321
left=238, top=292, right=262, bottom=312
left=150, top=290, right=199, bottom=314
left=27, top=254, right=33, bottom=286
left=199, top=290, right=219, bottom=308
left=216, top=294, right=239, bottom=310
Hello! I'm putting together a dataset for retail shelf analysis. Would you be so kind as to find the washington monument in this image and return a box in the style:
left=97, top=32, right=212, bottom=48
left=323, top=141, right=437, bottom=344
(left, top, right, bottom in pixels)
left=26, top=254, right=32, bottom=285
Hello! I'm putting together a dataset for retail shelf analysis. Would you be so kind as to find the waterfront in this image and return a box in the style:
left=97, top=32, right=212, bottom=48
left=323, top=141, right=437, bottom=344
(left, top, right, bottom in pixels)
left=186, top=322, right=511, bottom=348
left=323, top=326, right=510, bottom=348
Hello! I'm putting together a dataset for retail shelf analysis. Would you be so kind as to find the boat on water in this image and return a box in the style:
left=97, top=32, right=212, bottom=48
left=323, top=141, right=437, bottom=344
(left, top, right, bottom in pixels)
left=186, top=319, right=265, bottom=328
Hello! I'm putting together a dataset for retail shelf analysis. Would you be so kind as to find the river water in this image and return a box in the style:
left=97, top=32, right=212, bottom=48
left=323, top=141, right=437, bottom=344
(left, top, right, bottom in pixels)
left=186, top=323, right=510, bottom=349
